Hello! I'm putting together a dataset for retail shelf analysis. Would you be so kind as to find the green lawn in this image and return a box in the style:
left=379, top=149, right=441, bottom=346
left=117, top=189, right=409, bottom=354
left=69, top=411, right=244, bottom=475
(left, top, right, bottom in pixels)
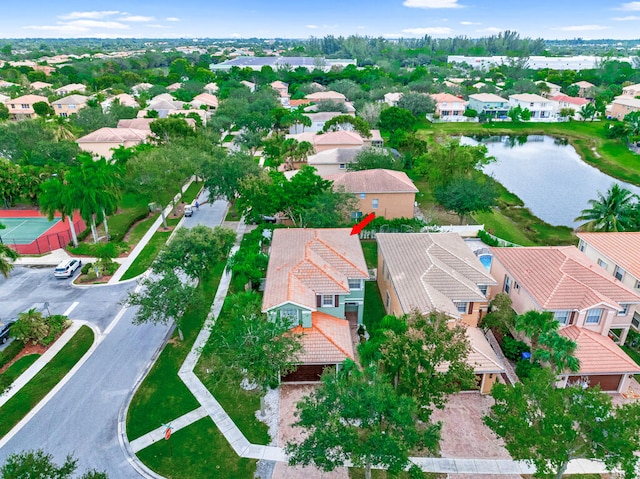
left=127, top=263, right=225, bottom=440
left=181, top=182, right=202, bottom=205
left=126, top=213, right=160, bottom=246
left=621, top=345, right=640, bottom=381
left=364, top=281, right=386, bottom=334
left=136, top=417, right=257, bottom=479
left=0, top=326, right=94, bottom=439
left=0, top=340, right=25, bottom=369
left=360, top=240, right=378, bottom=269
left=0, top=354, right=40, bottom=386
left=120, top=217, right=180, bottom=280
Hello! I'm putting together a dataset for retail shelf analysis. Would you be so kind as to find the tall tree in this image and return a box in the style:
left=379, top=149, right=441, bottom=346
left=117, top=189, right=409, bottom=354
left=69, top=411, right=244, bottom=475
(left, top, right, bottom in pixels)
left=435, top=175, right=498, bottom=223
left=347, top=147, right=403, bottom=171
left=0, top=449, right=108, bottom=479
left=485, top=367, right=640, bottom=479
left=0, top=222, right=19, bottom=278
left=39, top=174, right=79, bottom=247
left=286, top=360, right=436, bottom=479
left=575, top=183, right=637, bottom=232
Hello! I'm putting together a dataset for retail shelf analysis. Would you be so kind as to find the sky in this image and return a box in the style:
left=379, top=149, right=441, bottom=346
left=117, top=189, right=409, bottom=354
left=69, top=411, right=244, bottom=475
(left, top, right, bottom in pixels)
left=2, top=0, right=640, bottom=40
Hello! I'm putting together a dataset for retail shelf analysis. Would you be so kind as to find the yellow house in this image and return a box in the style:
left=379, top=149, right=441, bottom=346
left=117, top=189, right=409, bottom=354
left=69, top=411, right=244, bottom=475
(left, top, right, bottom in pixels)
left=52, top=94, right=88, bottom=117
left=325, top=168, right=418, bottom=220
left=77, top=127, right=150, bottom=159
left=6, top=94, right=49, bottom=120
left=376, top=232, right=503, bottom=393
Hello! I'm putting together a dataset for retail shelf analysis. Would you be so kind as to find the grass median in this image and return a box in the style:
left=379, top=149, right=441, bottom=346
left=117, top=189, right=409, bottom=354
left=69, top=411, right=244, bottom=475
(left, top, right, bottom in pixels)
left=0, top=325, right=94, bottom=439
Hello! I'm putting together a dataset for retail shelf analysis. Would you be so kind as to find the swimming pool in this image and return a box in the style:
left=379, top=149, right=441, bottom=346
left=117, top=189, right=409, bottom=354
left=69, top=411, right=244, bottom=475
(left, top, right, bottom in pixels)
left=478, top=254, right=492, bottom=272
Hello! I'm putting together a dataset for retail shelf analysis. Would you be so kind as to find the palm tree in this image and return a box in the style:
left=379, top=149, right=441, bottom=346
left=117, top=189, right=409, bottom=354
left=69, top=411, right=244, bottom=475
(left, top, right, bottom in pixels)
left=574, top=183, right=637, bottom=232
left=39, top=174, right=79, bottom=247
left=0, top=243, right=19, bottom=278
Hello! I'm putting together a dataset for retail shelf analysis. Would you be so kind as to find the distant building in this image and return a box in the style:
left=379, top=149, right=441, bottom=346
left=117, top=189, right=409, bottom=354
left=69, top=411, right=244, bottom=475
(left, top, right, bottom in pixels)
left=448, top=55, right=633, bottom=71
left=210, top=56, right=357, bottom=72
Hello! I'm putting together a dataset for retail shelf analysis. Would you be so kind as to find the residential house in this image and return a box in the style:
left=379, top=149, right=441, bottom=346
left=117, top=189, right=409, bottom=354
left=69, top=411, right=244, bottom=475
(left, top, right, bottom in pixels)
left=76, top=127, right=150, bottom=159
left=489, top=246, right=640, bottom=392
left=508, top=93, right=557, bottom=120
left=383, top=92, right=403, bottom=107
left=240, top=80, right=256, bottom=92
left=0, top=80, right=18, bottom=88
left=52, top=94, right=89, bottom=117
left=289, top=112, right=343, bottom=134
left=376, top=232, right=503, bottom=393
left=577, top=232, right=640, bottom=332
left=0, top=93, right=9, bottom=105
left=261, top=228, right=369, bottom=382
left=101, top=93, right=138, bottom=110
left=550, top=94, right=589, bottom=118
left=54, top=83, right=87, bottom=96
left=166, top=82, right=182, bottom=92
left=430, top=93, right=467, bottom=122
left=306, top=147, right=363, bottom=175
left=131, top=83, right=154, bottom=95
left=6, top=94, right=49, bottom=120
left=190, top=93, right=218, bottom=110
left=621, top=83, right=640, bottom=98
left=306, top=91, right=347, bottom=103
left=536, top=81, right=562, bottom=97
left=571, top=81, right=596, bottom=98
left=271, top=80, right=289, bottom=97
left=325, top=168, right=418, bottom=220
left=30, top=81, right=52, bottom=91
left=468, top=93, right=510, bottom=119
left=287, top=130, right=382, bottom=154
left=610, top=97, right=640, bottom=120
left=204, top=82, right=218, bottom=95
left=305, top=101, right=356, bottom=116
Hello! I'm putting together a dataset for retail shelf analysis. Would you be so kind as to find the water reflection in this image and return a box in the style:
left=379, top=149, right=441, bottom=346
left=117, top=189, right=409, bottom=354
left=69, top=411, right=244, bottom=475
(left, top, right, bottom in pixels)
left=461, top=135, right=640, bottom=228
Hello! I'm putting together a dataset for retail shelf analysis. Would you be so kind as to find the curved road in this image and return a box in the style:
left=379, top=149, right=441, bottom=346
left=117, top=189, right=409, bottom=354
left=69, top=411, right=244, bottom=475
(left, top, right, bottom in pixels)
left=0, top=197, right=228, bottom=476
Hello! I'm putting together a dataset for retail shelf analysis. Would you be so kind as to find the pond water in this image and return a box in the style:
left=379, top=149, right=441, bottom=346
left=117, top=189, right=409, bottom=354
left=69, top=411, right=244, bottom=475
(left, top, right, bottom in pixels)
left=461, top=135, right=640, bottom=228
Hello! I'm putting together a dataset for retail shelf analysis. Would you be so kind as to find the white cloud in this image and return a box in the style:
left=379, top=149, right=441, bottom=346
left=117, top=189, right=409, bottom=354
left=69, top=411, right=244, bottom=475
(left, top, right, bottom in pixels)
left=23, top=24, right=89, bottom=32
left=460, top=21, right=481, bottom=25
left=121, top=16, right=155, bottom=22
left=24, top=19, right=130, bottom=32
left=66, top=20, right=130, bottom=29
left=552, top=24, right=609, bottom=31
left=402, top=27, right=453, bottom=35
left=59, top=11, right=121, bottom=20
left=612, top=15, right=640, bottom=20
left=306, top=24, right=319, bottom=29
left=148, top=24, right=170, bottom=29
left=403, top=0, right=462, bottom=8
left=619, top=2, right=640, bottom=10
left=476, top=27, right=503, bottom=33
left=166, top=17, right=181, bottom=22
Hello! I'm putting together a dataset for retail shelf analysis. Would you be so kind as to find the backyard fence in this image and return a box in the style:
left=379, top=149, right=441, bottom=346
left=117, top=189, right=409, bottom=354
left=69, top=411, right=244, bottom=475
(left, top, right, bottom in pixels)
left=3, top=219, right=86, bottom=255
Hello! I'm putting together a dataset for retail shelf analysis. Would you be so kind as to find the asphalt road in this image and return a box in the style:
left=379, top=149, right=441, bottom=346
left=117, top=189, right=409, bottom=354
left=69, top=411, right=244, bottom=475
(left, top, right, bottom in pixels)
left=0, top=197, right=229, bottom=476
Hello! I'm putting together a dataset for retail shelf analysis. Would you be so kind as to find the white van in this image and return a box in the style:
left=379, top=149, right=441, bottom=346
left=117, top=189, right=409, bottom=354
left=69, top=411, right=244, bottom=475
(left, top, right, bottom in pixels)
left=184, top=204, right=194, bottom=217
left=54, top=259, right=82, bottom=278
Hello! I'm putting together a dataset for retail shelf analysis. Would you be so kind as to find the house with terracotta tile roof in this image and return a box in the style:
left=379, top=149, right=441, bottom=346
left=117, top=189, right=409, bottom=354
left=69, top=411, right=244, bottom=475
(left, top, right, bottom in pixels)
left=101, top=93, right=139, bottom=110
left=30, top=81, right=52, bottom=91
left=190, top=92, right=218, bottom=110
left=287, top=130, right=382, bottom=154
left=384, top=92, right=403, bottom=107
left=54, top=83, right=87, bottom=96
left=306, top=90, right=347, bottom=103
left=570, top=81, right=595, bottom=98
left=76, top=127, right=151, bottom=159
left=610, top=96, right=640, bottom=120
left=550, top=94, right=589, bottom=119
left=621, top=83, right=640, bottom=98
left=430, top=93, right=468, bottom=122
left=489, top=246, right=640, bottom=391
left=6, top=94, right=49, bottom=120
left=289, top=111, right=343, bottom=134
left=577, top=232, right=640, bottom=333
left=262, top=228, right=369, bottom=382
left=325, top=168, right=418, bottom=220
left=52, top=94, right=89, bottom=117
left=376, top=232, right=503, bottom=393
left=306, top=147, right=363, bottom=175
left=536, top=81, right=562, bottom=97
left=166, top=82, right=182, bottom=92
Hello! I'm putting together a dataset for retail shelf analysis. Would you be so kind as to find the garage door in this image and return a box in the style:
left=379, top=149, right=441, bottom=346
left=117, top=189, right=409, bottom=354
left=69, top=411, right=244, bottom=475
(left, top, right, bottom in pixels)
left=567, top=374, right=622, bottom=392
left=282, top=365, right=334, bottom=382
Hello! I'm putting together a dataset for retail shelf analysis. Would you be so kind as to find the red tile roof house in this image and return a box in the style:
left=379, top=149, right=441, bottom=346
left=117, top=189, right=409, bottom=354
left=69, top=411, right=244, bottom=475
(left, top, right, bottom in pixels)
left=577, top=232, right=640, bottom=335
left=325, top=168, right=419, bottom=220
left=550, top=94, right=589, bottom=119
left=6, top=94, right=49, bottom=120
left=489, top=246, right=640, bottom=392
left=261, top=228, right=369, bottom=382
left=429, top=93, right=468, bottom=122
left=376, top=233, right=504, bottom=394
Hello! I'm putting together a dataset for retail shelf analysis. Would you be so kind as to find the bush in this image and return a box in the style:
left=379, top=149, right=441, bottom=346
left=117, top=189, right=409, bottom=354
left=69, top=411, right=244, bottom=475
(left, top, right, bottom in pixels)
left=81, top=262, right=93, bottom=275
left=40, top=315, right=69, bottom=346
left=109, top=209, right=150, bottom=243
left=478, top=229, right=500, bottom=247
left=515, top=359, right=541, bottom=380
left=502, top=335, right=530, bottom=361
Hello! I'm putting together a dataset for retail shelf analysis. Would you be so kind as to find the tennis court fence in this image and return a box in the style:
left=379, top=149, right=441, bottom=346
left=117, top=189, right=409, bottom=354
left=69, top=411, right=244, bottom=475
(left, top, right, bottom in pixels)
left=2, top=219, right=86, bottom=255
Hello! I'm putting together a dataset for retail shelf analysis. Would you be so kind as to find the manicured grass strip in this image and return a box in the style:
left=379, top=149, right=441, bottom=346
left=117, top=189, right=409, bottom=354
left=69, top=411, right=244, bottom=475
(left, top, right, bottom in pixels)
left=181, top=182, right=202, bottom=205
left=0, top=354, right=40, bottom=385
left=360, top=240, right=377, bottom=270
left=126, top=213, right=160, bottom=246
left=0, top=340, right=25, bottom=369
left=621, top=346, right=640, bottom=381
left=120, top=217, right=180, bottom=280
left=136, top=417, right=256, bottom=479
left=473, top=210, right=535, bottom=246
left=0, top=326, right=94, bottom=439
left=364, top=281, right=386, bottom=334
left=127, top=263, right=225, bottom=440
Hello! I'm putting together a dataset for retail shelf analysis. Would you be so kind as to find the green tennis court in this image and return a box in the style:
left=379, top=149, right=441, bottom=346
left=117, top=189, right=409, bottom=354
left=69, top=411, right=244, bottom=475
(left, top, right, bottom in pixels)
left=0, top=217, right=61, bottom=244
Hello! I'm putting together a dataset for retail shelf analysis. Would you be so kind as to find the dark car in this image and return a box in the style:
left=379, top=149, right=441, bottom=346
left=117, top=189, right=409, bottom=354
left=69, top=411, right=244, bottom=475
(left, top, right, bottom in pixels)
left=0, top=320, right=15, bottom=344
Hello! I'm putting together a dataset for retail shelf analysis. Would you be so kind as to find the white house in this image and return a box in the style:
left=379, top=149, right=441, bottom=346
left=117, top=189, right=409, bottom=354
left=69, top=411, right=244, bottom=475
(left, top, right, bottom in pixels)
left=508, top=93, right=557, bottom=121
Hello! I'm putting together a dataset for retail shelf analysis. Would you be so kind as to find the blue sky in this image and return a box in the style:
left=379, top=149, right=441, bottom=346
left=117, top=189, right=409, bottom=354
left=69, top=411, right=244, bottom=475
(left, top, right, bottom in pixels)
left=2, top=0, right=640, bottom=40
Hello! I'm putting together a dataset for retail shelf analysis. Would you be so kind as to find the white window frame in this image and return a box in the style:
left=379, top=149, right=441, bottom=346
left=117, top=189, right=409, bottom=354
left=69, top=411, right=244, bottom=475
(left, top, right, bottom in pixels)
left=372, top=198, right=379, bottom=209
left=280, top=308, right=299, bottom=321
left=456, top=302, right=468, bottom=314
left=585, top=308, right=603, bottom=324
left=597, top=258, right=607, bottom=269
left=504, top=276, right=511, bottom=294
left=614, top=266, right=625, bottom=281
left=348, top=279, right=362, bottom=291
left=339, top=163, right=346, bottom=170
left=359, top=192, right=366, bottom=199
left=322, top=294, right=334, bottom=307
left=618, top=304, right=630, bottom=316
left=477, top=284, right=488, bottom=296
left=554, top=310, right=570, bottom=325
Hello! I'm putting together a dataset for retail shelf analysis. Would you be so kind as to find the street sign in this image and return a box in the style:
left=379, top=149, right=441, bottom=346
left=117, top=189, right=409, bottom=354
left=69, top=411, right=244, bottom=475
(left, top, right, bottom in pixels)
left=164, top=427, right=172, bottom=440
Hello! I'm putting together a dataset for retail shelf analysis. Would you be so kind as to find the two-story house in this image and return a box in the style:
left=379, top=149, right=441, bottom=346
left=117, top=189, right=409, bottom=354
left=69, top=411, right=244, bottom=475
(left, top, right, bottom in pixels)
left=262, top=228, right=369, bottom=382
left=610, top=97, right=640, bottom=120
left=490, top=246, right=640, bottom=392
left=549, top=94, right=589, bottom=119
left=52, top=94, right=89, bottom=117
left=54, top=83, right=87, bottom=96
left=376, top=233, right=504, bottom=393
left=430, top=93, right=468, bottom=122
left=508, top=93, right=557, bottom=120
left=468, top=93, right=510, bottom=119
left=6, top=94, right=49, bottom=120
left=621, top=83, right=640, bottom=98
left=577, top=232, right=640, bottom=333
left=571, top=81, right=596, bottom=99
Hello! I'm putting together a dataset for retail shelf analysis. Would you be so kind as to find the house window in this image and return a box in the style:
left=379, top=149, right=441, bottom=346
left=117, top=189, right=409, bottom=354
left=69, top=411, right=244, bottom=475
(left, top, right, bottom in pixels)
left=372, top=198, right=378, bottom=209
left=339, top=163, right=346, bottom=170
left=456, top=302, right=468, bottom=314
left=632, top=312, right=640, bottom=329
left=322, top=295, right=334, bottom=307
left=477, top=285, right=488, bottom=296
left=554, top=310, right=570, bottom=325
left=635, top=279, right=640, bottom=290
left=60, top=113, right=67, bottom=117
left=514, top=281, right=520, bottom=292
left=359, top=193, right=366, bottom=199
left=585, top=308, right=603, bottom=324
left=386, top=291, right=391, bottom=309
left=21, top=104, right=29, bottom=108
left=578, top=241, right=585, bottom=252
left=280, top=308, right=299, bottom=321
left=57, top=104, right=62, bottom=109
left=618, top=304, right=630, bottom=316
left=348, top=279, right=361, bottom=290
left=351, top=211, right=362, bottom=221
left=614, top=266, right=625, bottom=281
left=597, top=258, right=607, bottom=269
left=504, top=276, right=511, bottom=293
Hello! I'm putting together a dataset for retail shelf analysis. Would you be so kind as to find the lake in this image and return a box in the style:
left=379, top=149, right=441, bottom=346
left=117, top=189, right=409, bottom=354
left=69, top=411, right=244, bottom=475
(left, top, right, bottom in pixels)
left=461, top=135, right=640, bottom=228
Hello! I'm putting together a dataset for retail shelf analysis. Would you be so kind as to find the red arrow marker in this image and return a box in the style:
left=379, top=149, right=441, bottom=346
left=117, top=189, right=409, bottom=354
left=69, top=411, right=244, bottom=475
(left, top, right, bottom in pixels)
left=350, top=213, right=375, bottom=235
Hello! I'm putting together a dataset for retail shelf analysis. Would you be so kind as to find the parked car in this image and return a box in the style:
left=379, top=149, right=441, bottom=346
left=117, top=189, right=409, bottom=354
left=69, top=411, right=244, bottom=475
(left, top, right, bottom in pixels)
left=0, top=319, right=15, bottom=344
left=54, top=259, right=82, bottom=279
left=184, top=204, right=194, bottom=217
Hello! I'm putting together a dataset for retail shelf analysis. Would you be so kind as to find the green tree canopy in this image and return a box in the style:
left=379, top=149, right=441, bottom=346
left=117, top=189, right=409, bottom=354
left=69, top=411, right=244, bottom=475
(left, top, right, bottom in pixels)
left=321, top=114, right=371, bottom=138
left=347, top=147, right=403, bottom=171
left=434, top=175, right=498, bottom=223
left=0, top=449, right=108, bottom=479
left=378, top=106, right=416, bottom=133
left=574, top=183, right=637, bottom=232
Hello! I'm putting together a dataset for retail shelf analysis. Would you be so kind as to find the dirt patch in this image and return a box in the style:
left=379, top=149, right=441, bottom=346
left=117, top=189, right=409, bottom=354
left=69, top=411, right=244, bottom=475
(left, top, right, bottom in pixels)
left=0, top=342, right=46, bottom=374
